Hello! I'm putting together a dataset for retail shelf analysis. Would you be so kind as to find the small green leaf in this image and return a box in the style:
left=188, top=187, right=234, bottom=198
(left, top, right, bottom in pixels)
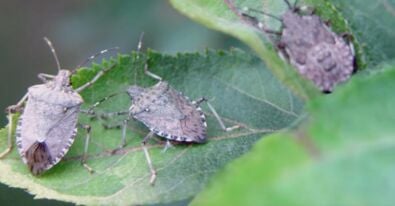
left=0, top=49, right=303, bottom=205
left=191, top=64, right=395, bottom=206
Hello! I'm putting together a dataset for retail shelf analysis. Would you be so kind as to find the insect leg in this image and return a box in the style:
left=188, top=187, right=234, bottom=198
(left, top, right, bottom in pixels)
left=241, top=7, right=282, bottom=22
left=121, top=106, right=135, bottom=141
left=75, top=64, right=117, bottom=93
left=0, top=94, right=29, bottom=158
left=298, top=6, right=315, bottom=15
left=141, top=131, right=157, bottom=185
left=101, top=123, right=122, bottom=130
left=340, top=33, right=354, bottom=43
left=6, top=93, right=28, bottom=113
left=99, top=110, right=129, bottom=120
left=276, top=42, right=291, bottom=63
left=283, top=0, right=293, bottom=9
left=119, top=117, right=131, bottom=149
left=106, top=111, right=132, bottom=154
left=37, top=73, right=55, bottom=83
left=240, top=12, right=282, bottom=36
left=144, top=63, right=162, bottom=81
left=194, top=98, right=240, bottom=132
left=193, top=97, right=208, bottom=106
left=80, top=124, right=94, bottom=174
left=206, top=102, right=240, bottom=132
left=0, top=114, right=14, bottom=158
left=81, top=93, right=122, bottom=117
left=161, top=140, right=174, bottom=153
left=82, top=109, right=128, bottom=132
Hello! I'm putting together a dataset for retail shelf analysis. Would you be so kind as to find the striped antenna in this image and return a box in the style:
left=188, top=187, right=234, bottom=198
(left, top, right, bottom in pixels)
left=242, top=7, right=282, bottom=22
left=74, top=47, right=120, bottom=71
left=137, top=32, right=144, bottom=54
left=43, top=37, right=61, bottom=71
left=135, top=32, right=145, bottom=84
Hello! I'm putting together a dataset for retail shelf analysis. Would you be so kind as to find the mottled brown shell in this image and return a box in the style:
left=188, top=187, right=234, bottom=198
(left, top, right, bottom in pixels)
left=280, top=10, right=355, bottom=92
left=127, top=81, right=207, bottom=143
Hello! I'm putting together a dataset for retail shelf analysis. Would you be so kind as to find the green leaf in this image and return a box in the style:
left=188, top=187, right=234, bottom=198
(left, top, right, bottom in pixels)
left=302, top=0, right=395, bottom=69
left=326, top=0, right=395, bottom=68
left=0, top=49, right=304, bottom=205
left=191, top=64, right=395, bottom=206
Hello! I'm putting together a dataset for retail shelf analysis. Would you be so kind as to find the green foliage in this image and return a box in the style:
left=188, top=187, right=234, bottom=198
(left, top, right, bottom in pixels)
left=170, top=0, right=395, bottom=95
left=170, top=0, right=323, bottom=100
left=0, top=50, right=303, bottom=205
left=1, top=0, right=394, bottom=204
left=191, top=64, right=395, bottom=206
left=169, top=0, right=365, bottom=99
left=168, top=0, right=395, bottom=205
left=327, top=0, right=395, bottom=67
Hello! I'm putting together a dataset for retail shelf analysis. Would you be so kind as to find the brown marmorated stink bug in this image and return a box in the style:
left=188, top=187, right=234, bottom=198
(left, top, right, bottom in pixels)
left=87, top=34, right=240, bottom=185
left=0, top=37, right=118, bottom=175
left=237, top=0, right=355, bottom=93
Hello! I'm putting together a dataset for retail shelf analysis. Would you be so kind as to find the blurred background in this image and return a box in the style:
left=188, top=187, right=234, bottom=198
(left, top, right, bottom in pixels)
left=0, top=0, right=245, bottom=205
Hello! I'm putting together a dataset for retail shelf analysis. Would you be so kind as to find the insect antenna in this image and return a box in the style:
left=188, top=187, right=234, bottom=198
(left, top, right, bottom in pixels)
left=242, top=7, right=282, bottom=22
left=137, top=32, right=144, bottom=53
left=135, top=32, right=145, bottom=84
left=283, top=0, right=293, bottom=9
left=240, top=8, right=282, bottom=36
left=72, top=47, right=120, bottom=74
left=43, top=37, right=61, bottom=71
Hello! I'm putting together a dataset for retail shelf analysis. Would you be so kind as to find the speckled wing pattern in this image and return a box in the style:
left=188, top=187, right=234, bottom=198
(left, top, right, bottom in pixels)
left=280, top=11, right=354, bottom=92
left=131, top=82, right=207, bottom=143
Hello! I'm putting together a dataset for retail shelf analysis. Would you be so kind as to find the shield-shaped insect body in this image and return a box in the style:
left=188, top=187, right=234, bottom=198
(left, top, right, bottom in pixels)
left=16, top=70, right=83, bottom=175
left=88, top=34, right=239, bottom=184
left=93, top=64, right=238, bottom=185
left=127, top=81, right=207, bottom=143
left=94, top=62, right=239, bottom=185
left=1, top=37, right=118, bottom=175
left=240, top=0, right=355, bottom=92
left=279, top=9, right=355, bottom=92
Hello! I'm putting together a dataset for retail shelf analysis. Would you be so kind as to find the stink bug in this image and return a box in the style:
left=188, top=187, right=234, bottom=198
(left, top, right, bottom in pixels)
left=239, top=0, right=355, bottom=92
left=0, top=37, right=118, bottom=175
left=87, top=33, right=239, bottom=185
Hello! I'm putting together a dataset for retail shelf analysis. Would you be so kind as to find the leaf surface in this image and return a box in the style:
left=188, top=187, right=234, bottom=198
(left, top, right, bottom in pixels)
left=0, top=49, right=303, bottom=205
left=170, top=0, right=395, bottom=94
left=327, top=0, right=395, bottom=67
left=191, top=64, right=395, bottom=206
